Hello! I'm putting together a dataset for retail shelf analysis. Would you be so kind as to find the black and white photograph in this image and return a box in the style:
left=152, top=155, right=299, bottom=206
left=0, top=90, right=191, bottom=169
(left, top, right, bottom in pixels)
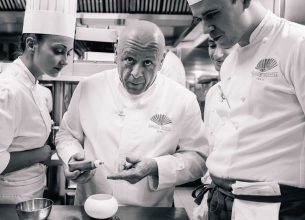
left=0, top=0, right=305, bottom=219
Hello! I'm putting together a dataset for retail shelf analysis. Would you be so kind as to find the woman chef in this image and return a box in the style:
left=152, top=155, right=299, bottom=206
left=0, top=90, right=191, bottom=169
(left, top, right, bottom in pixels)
left=0, top=0, right=77, bottom=204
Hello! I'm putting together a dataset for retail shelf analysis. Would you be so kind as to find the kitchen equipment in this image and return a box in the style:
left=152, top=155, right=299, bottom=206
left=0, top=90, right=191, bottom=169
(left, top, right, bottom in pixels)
left=15, top=198, right=53, bottom=220
left=84, top=194, right=118, bottom=219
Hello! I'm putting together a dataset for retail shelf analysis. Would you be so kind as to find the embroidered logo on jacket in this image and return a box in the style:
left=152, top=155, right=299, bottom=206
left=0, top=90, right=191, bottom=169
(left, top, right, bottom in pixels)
left=150, top=114, right=172, bottom=126
left=255, top=58, right=277, bottom=72
left=149, top=114, right=172, bottom=132
left=252, top=58, right=279, bottom=81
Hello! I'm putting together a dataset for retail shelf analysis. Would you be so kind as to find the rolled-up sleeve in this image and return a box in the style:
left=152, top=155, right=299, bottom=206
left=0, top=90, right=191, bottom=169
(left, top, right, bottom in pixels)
left=0, top=86, right=15, bottom=174
left=55, top=83, right=85, bottom=165
left=149, top=94, right=209, bottom=190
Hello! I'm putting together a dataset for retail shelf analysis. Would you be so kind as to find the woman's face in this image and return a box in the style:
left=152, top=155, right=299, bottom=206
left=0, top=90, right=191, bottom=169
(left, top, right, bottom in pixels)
left=208, top=38, right=234, bottom=72
left=33, top=35, right=74, bottom=77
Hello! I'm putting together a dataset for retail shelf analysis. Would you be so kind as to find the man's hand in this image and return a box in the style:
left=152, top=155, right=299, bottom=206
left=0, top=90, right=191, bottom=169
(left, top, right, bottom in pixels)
left=64, top=153, right=96, bottom=184
left=107, top=156, right=158, bottom=184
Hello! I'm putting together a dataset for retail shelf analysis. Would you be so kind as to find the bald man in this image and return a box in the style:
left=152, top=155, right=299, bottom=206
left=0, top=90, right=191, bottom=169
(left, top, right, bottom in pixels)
left=56, top=20, right=208, bottom=206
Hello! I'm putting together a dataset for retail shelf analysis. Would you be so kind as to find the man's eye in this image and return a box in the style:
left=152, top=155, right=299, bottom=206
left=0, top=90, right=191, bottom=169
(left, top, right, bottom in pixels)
left=209, top=44, right=216, bottom=49
left=144, top=60, right=152, bottom=66
left=205, top=11, right=218, bottom=20
left=126, top=57, right=134, bottom=64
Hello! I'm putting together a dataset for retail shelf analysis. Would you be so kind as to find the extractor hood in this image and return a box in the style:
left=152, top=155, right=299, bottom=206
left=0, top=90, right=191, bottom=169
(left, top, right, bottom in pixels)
left=0, top=0, right=194, bottom=47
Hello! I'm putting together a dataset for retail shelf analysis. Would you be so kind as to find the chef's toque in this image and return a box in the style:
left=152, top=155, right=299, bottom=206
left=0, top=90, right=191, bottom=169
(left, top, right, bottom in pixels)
left=22, top=0, right=77, bottom=39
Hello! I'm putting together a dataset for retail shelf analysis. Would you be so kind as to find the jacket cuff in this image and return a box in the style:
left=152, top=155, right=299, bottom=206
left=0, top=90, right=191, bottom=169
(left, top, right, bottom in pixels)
left=148, top=155, right=184, bottom=191
left=0, top=151, right=10, bottom=174
left=56, top=141, right=83, bottom=165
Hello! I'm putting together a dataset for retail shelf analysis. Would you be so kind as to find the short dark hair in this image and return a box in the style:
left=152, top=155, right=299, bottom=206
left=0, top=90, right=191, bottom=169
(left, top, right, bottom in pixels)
left=20, top=33, right=44, bottom=51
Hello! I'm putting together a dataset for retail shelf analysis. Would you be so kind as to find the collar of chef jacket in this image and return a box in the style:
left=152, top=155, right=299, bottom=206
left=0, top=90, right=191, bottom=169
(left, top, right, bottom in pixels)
left=235, top=10, right=272, bottom=51
left=221, top=10, right=274, bottom=81
left=14, top=58, right=37, bottom=87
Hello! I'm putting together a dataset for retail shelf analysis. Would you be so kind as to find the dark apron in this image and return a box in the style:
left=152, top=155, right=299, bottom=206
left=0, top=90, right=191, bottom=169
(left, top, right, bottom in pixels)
left=192, top=175, right=305, bottom=220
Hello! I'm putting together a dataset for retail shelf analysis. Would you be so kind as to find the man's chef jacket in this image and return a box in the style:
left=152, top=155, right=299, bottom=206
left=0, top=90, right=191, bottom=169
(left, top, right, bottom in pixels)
left=0, top=58, right=52, bottom=204
left=56, top=68, right=208, bottom=206
left=205, top=11, right=305, bottom=188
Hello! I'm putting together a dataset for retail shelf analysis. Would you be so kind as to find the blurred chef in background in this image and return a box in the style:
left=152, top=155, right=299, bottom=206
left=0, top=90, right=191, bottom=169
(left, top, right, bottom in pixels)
left=159, top=49, right=186, bottom=86
left=187, top=0, right=305, bottom=219
left=0, top=0, right=77, bottom=204
left=56, top=20, right=208, bottom=206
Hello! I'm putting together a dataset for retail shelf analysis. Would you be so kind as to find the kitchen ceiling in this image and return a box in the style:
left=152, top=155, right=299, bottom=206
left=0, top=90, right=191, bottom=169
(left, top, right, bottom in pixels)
left=0, top=0, right=191, bottom=13
left=0, top=0, right=213, bottom=79
left=0, top=0, right=206, bottom=48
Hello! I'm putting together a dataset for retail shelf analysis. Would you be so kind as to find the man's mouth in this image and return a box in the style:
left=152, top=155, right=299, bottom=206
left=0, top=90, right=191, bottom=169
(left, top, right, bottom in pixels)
left=128, top=81, right=144, bottom=86
left=54, top=67, right=62, bottom=72
left=215, top=60, right=224, bottom=65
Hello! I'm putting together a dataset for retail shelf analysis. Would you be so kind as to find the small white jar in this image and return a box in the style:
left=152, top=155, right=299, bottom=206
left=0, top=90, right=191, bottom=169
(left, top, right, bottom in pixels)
left=84, top=194, right=118, bottom=219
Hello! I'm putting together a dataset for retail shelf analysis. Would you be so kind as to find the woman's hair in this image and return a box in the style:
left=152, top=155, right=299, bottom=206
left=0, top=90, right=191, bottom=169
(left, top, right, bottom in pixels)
left=20, top=33, right=45, bottom=52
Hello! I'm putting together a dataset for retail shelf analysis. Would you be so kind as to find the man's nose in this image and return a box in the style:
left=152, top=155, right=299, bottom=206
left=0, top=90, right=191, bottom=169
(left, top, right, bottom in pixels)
left=214, top=47, right=225, bottom=60
left=131, top=63, right=143, bottom=78
left=202, top=21, right=215, bottom=35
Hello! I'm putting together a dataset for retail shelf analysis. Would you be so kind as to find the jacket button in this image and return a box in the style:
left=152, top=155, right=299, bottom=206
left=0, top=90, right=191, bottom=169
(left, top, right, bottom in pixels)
left=232, top=121, right=239, bottom=129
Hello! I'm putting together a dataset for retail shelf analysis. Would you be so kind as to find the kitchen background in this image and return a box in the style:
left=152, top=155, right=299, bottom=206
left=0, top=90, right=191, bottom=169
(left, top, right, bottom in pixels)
left=1, top=0, right=305, bottom=212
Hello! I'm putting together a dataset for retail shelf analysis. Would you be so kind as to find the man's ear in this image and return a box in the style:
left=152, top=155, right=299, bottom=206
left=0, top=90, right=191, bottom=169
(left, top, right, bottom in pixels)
left=25, top=36, right=37, bottom=52
left=158, top=51, right=166, bottom=71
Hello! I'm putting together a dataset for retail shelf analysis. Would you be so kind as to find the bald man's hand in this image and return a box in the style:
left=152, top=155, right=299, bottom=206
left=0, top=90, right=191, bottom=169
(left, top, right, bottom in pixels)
left=107, top=157, right=158, bottom=184
left=64, top=153, right=96, bottom=184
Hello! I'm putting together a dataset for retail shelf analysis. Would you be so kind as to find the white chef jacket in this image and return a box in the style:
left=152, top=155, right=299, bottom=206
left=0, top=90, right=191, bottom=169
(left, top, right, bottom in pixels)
left=56, top=68, right=208, bottom=206
left=205, top=11, right=305, bottom=188
left=159, top=51, right=186, bottom=87
left=0, top=58, right=52, bottom=204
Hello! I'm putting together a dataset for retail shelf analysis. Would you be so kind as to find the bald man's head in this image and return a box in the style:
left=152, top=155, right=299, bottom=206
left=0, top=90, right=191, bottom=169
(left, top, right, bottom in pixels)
left=115, top=20, right=167, bottom=95
left=117, top=20, right=166, bottom=58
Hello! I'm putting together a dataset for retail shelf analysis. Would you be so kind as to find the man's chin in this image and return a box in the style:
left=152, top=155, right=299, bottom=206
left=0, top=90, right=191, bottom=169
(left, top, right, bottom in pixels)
left=45, top=68, right=61, bottom=78
left=126, top=88, right=144, bottom=95
left=125, top=83, right=146, bottom=95
left=46, top=72, right=60, bottom=78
